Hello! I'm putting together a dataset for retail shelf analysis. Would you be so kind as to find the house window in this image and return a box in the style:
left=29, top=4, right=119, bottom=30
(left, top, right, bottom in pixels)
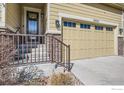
left=64, top=21, right=76, bottom=27
left=68, top=22, right=71, bottom=27
left=106, top=27, right=113, bottom=31
left=80, top=24, right=91, bottom=29
left=95, top=26, right=103, bottom=30
left=72, top=23, right=76, bottom=27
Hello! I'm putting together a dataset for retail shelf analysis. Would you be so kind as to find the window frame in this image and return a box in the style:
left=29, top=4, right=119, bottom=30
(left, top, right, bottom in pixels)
left=80, top=24, right=91, bottom=29
left=64, top=21, right=76, bottom=28
left=95, top=26, right=103, bottom=30
left=106, top=27, right=113, bottom=31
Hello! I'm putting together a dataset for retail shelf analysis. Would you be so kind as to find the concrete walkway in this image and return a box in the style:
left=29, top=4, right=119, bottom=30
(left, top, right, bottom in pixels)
left=71, top=56, right=124, bottom=85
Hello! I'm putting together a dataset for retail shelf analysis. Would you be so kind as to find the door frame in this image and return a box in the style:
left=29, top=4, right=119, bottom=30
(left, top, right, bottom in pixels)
left=24, top=7, right=41, bottom=35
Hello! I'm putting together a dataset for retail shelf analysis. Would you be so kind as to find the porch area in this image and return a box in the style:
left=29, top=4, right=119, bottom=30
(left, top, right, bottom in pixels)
left=5, top=3, right=47, bottom=35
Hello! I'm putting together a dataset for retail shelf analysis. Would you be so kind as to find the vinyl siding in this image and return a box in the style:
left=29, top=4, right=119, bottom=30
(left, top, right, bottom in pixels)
left=49, top=3, right=122, bottom=31
left=5, top=3, right=21, bottom=29
left=0, top=4, right=2, bottom=22
left=0, top=3, right=5, bottom=27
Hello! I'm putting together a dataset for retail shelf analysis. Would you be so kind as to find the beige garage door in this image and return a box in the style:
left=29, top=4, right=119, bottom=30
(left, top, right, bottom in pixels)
left=63, top=20, right=115, bottom=60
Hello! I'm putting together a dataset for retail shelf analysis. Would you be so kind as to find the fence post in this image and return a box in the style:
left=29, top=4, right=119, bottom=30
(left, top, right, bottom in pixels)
left=51, top=36, right=54, bottom=63
left=68, top=45, right=70, bottom=71
left=1, top=34, right=3, bottom=64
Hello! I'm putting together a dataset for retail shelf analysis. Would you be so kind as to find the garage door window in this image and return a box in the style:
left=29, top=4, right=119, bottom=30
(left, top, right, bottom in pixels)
left=106, top=27, right=113, bottom=31
left=95, top=26, right=103, bottom=30
left=80, top=24, right=91, bottom=29
left=64, top=21, right=76, bottom=27
left=64, top=21, right=67, bottom=26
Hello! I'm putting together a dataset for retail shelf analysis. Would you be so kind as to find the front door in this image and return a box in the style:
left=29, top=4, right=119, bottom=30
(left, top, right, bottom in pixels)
left=27, top=11, right=39, bottom=35
left=27, top=11, right=39, bottom=41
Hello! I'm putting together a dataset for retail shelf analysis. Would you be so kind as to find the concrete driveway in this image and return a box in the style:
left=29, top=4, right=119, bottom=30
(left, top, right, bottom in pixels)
left=71, top=56, right=124, bottom=85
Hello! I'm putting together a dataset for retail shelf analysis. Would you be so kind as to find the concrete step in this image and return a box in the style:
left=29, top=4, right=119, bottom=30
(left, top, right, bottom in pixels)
left=27, top=52, right=49, bottom=56
left=31, top=48, right=47, bottom=53
left=12, top=59, right=50, bottom=64
left=28, top=56, right=49, bottom=58
left=28, top=58, right=50, bottom=62
left=15, top=43, right=48, bottom=59
left=17, top=44, right=46, bottom=49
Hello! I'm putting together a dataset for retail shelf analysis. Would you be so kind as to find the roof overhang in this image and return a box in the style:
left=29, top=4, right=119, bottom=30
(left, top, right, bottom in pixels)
left=104, top=3, right=124, bottom=10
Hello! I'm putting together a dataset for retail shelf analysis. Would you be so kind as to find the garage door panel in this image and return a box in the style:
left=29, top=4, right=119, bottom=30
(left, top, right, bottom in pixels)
left=102, top=41, right=106, bottom=48
left=63, top=21, right=115, bottom=60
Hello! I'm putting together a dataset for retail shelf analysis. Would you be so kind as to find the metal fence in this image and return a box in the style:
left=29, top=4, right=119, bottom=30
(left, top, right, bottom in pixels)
left=0, top=33, right=71, bottom=71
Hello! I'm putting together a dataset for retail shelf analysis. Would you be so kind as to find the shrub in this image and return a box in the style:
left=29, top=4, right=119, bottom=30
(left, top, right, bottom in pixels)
left=23, top=76, right=49, bottom=85
left=0, top=33, right=17, bottom=85
left=16, top=66, right=44, bottom=84
left=50, top=73, right=73, bottom=85
left=0, top=67, right=17, bottom=85
left=0, top=33, right=16, bottom=68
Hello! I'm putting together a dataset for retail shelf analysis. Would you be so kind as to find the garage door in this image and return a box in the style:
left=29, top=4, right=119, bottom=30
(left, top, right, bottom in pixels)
left=63, top=20, right=115, bottom=60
